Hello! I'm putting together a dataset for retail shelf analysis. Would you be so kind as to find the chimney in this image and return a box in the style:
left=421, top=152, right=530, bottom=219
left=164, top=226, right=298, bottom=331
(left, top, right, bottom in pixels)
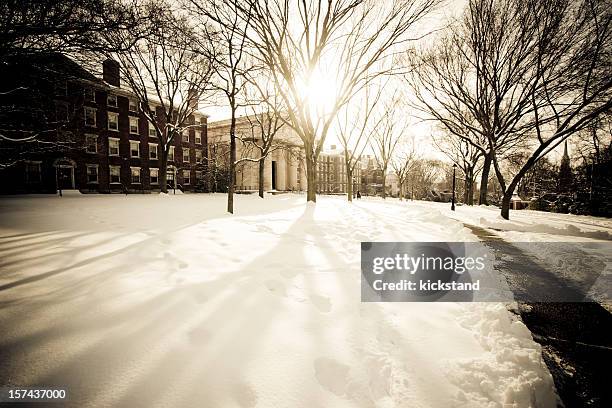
left=187, top=87, right=199, bottom=111
left=103, top=59, right=120, bottom=87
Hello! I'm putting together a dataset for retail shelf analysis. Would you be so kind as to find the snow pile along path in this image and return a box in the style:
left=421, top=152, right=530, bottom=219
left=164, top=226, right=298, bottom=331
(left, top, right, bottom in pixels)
left=0, top=194, right=556, bottom=407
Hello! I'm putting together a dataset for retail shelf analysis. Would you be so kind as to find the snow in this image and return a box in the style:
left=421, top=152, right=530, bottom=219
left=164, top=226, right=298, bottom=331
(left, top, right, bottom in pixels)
left=0, top=194, right=556, bottom=407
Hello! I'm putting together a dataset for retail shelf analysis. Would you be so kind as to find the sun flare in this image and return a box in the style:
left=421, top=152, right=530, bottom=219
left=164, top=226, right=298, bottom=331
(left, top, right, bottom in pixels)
left=297, top=69, right=339, bottom=118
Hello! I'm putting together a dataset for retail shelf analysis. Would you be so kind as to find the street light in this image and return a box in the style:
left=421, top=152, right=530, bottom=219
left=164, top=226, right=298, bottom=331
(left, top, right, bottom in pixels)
left=451, top=163, right=456, bottom=211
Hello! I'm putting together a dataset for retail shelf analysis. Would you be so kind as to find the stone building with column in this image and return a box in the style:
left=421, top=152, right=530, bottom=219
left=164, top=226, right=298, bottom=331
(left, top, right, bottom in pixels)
left=207, top=115, right=306, bottom=192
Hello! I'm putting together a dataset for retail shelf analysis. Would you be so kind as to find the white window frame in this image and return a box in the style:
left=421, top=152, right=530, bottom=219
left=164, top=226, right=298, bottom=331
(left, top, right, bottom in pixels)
left=84, top=107, right=96, bottom=127
left=195, top=132, right=202, bottom=144
left=168, top=146, right=175, bottom=162
left=108, top=112, right=119, bottom=131
left=25, top=161, right=42, bottom=184
left=150, top=168, right=159, bottom=185
left=84, top=87, right=95, bottom=102
left=149, top=143, right=158, bottom=160
left=182, top=149, right=190, bottom=163
left=108, top=137, right=120, bottom=156
left=183, top=169, right=190, bottom=185
left=195, top=150, right=202, bottom=163
left=85, top=134, right=98, bottom=153
left=109, top=165, right=121, bottom=184
left=130, top=167, right=141, bottom=184
left=86, top=164, right=99, bottom=184
left=130, top=140, right=140, bottom=158
left=196, top=170, right=203, bottom=180
left=107, top=93, right=118, bottom=108
left=129, top=98, right=138, bottom=112
left=182, top=129, right=189, bottom=143
left=148, top=122, right=157, bottom=138
left=129, top=116, right=139, bottom=134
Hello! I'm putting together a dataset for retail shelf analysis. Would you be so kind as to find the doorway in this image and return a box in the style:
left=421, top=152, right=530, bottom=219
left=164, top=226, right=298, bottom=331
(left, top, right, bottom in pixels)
left=57, top=165, right=75, bottom=190
left=271, top=161, right=277, bottom=190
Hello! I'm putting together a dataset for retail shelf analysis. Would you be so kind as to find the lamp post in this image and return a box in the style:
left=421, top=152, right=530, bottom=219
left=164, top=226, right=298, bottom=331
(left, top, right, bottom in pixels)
left=451, top=163, right=456, bottom=211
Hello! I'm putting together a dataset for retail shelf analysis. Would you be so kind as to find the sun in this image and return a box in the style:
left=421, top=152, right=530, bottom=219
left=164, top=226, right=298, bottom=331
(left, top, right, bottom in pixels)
left=297, top=68, right=339, bottom=119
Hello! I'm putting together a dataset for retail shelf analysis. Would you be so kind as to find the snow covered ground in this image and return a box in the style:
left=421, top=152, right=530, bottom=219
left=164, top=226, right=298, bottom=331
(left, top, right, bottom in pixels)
left=0, top=193, right=558, bottom=407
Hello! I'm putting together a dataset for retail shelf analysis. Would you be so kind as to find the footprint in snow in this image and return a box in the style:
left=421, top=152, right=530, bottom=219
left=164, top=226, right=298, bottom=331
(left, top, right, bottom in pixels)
left=314, top=357, right=350, bottom=396
left=310, top=294, right=332, bottom=313
left=264, top=279, right=286, bottom=296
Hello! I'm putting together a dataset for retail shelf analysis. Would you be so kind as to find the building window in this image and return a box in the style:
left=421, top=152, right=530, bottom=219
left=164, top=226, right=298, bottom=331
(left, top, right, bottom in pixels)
left=129, top=117, right=139, bottom=134
left=182, top=130, right=189, bottom=143
left=55, top=81, right=67, bottom=96
left=109, top=138, right=120, bottom=156
left=131, top=167, right=141, bottom=184
left=85, top=134, right=97, bottom=153
left=56, top=104, right=69, bottom=123
left=107, top=93, right=118, bottom=108
left=84, top=107, right=96, bottom=127
left=167, top=167, right=175, bottom=185
left=148, top=104, right=157, bottom=116
left=108, top=112, right=119, bottom=131
left=84, top=87, right=95, bottom=102
left=183, top=169, right=190, bottom=185
left=148, top=122, right=157, bottom=138
left=149, top=143, right=158, bottom=160
left=129, top=98, right=138, bottom=112
left=196, top=171, right=203, bottom=180
left=150, top=168, right=159, bottom=184
left=86, top=165, right=98, bottom=183
left=195, top=132, right=202, bottom=144
left=168, top=146, right=175, bottom=161
left=130, top=140, right=140, bottom=158
left=183, top=149, right=190, bottom=163
left=195, top=150, right=202, bottom=162
left=25, top=162, right=41, bottom=183
left=109, top=165, right=121, bottom=183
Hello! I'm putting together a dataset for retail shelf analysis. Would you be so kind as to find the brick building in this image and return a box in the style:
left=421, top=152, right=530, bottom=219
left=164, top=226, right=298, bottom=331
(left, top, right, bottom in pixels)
left=316, top=145, right=362, bottom=194
left=0, top=53, right=208, bottom=194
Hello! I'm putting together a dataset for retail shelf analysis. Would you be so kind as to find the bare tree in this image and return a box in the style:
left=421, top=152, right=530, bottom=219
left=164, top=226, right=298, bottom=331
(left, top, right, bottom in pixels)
left=336, top=83, right=385, bottom=202
left=0, top=0, right=146, bottom=58
left=189, top=0, right=255, bottom=213
left=433, top=130, right=482, bottom=205
left=371, top=93, right=407, bottom=198
left=239, top=72, right=287, bottom=198
left=239, top=0, right=439, bottom=203
left=105, top=3, right=214, bottom=193
left=409, top=0, right=611, bottom=218
left=391, top=138, right=417, bottom=200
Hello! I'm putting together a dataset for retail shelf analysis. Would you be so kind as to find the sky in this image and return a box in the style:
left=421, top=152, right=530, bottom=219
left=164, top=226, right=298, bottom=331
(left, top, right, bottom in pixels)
left=202, top=0, right=467, bottom=161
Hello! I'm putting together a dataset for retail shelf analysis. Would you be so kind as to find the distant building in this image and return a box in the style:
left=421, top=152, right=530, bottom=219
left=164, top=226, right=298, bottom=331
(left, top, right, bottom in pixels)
left=316, top=145, right=361, bottom=194
left=359, top=155, right=384, bottom=196
left=557, top=141, right=573, bottom=193
left=207, top=115, right=305, bottom=192
left=0, top=53, right=208, bottom=194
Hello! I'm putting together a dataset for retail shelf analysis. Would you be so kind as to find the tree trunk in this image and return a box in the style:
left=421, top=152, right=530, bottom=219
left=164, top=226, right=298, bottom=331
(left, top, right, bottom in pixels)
left=463, top=178, right=469, bottom=204
left=258, top=159, right=265, bottom=198
left=501, top=190, right=512, bottom=220
left=305, top=146, right=317, bottom=202
left=381, top=170, right=387, bottom=199
left=159, top=152, right=168, bottom=193
left=347, top=167, right=353, bottom=202
left=479, top=151, right=493, bottom=205
left=227, top=112, right=236, bottom=214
